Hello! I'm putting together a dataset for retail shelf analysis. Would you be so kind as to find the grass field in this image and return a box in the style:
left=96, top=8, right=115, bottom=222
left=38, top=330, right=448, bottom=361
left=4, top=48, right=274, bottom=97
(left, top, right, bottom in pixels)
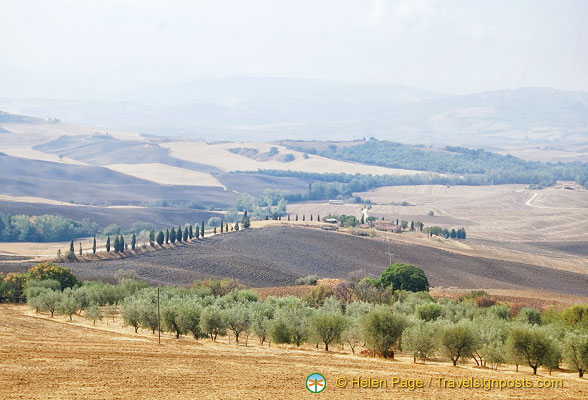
left=1, top=304, right=585, bottom=400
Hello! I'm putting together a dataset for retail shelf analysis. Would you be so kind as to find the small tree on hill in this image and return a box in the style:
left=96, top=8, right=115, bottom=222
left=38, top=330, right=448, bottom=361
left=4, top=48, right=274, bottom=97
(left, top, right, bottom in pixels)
left=242, top=211, right=250, bottom=229
left=85, top=303, right=103, bottom=325
left=114, top=236, right=120, bottom=253
left=177, top=225, right=182, bottom=243
left=183, top=226, right=189, bottom=241
left=120, top=235, right=125, bottom=252
left=165, top=229, right=169, bottom=244
left=106, top=236, right=111, bottom=252
left=170, top=227, right=176, bottom=243
left=149, top=229, right=155, bottom=247
left=441, top=323, right=477, bottom=366
left=220, top=222, right=224, bottom=233
left=563, top=332, right=588, bottom=377
left=78, top=242, right=82, bottom=256
left=195, top=224, right=200, bottom=239
left=201, top=221, right=205, bottom=237
left=92, top=237, right=96, bottom=254
left=131, top=233, right=136, bottom=250
left=188, top=225, right=193, bottom=239
left=363, top=305, right=407, bottom=358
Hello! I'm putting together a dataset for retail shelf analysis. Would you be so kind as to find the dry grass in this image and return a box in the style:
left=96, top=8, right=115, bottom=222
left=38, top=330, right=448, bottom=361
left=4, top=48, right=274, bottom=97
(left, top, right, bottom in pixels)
left=161, top=140, right=425, bottom=175
left=104, top=163, right=225, bottom=188
left=1, top=304, right=586, bottom=400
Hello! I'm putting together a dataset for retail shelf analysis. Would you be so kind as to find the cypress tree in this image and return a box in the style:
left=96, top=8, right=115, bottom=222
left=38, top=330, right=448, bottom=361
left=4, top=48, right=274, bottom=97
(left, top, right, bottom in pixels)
left=220, top=222, right=224, bottom=233
left=310, top=214, right=313, bottom=221
left=170, top=227, right=176, bottom=243
left=317, top=214, right=320, bottom=222
left=131, top=233, right=136, bottom=250
left=69, top=240, right=74, bottom=253
left=242, top=211, right=250, bottom=229
left=195, top=224, right=200, bottom=239
left=214, top=227, right=217, bottom=234
left=361, top=215, right=364, bottom=224
left=106, top=236, right=111, bottom=252
left=165, top=229, right=169, bottom=244
left=120, top=235, right=125, bottom=252
left=149, top=229, right=155, bottom=246
left=177, top=225, right=182, bottom=243
left=114, top=236, right=120, bottom=252
left=296, top=214, right=298, bottom=221
left=189, top=225, right=193, bottom=239
left=201, top=221, right=205, bottom=237
left=79, top=242, right=82, bottom=256
left=183, top=226, right=189, bottom=241
left=156, top=231, right=164, bottom=245
left=303, top=215, right=305, bottom=221
left=288, top=215, right=290, bottom=221
left=92, top=237, right=96, bottom=254
left=411, top=221, right=414, bottom=231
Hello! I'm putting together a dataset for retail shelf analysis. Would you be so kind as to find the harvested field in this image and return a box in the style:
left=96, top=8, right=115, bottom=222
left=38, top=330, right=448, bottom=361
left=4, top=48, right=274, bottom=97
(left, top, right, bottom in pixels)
left=1, top=305, right=586, bottom=400
left=4, top=226, right=585, bottom=296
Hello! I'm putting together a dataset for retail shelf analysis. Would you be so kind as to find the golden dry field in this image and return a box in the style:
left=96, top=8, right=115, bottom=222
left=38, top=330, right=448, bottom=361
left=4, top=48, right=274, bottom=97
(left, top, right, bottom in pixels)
left=1, top=304, right=586, bottom=400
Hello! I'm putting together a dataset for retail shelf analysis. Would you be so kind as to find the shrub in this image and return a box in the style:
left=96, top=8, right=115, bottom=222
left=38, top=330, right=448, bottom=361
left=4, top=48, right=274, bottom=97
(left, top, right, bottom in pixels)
left=2, top=273, right=27, bottom=302
left=26, top=262, right=79, bottom=289
left=363, top=305, right=407, bottom=358
left=415, top=303, right=442, bottom=321
left=295, top=275, right=319, bottom=286
left=378, top=263, right=429, bottom=292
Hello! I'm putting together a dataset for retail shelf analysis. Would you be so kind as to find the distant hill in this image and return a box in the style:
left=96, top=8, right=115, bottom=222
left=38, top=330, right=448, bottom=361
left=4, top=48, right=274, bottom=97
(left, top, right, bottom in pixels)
left=0, top=111, right=44, bottom=123
left=3, top=79, right=587, bottom=148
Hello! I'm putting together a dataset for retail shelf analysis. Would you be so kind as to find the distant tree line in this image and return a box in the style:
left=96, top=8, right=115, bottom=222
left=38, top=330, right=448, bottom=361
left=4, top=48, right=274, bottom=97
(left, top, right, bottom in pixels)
left=0, top=213, right=99, bottom=242
left=282, top=140, right=588, bottom=188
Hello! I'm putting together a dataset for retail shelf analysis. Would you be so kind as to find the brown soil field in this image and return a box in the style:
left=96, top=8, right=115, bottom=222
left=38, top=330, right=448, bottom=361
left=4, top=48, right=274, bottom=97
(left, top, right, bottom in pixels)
left=3, top=226, right=586, bottom=298
left=1, top=305, right=586, bottom=400
left=292, top=185, right=588, bottom=274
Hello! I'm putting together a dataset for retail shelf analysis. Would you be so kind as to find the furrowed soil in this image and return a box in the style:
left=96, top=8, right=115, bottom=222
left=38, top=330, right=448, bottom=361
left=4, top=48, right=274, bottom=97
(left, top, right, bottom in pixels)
left=1, top=305, right=586, bottom=400
left=2, top=226, right=584, bottom=296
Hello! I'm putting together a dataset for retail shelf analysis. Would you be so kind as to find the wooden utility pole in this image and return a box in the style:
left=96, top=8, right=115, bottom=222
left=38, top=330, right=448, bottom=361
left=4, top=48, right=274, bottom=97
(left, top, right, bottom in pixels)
left=157, top=287, right=161, bottom=345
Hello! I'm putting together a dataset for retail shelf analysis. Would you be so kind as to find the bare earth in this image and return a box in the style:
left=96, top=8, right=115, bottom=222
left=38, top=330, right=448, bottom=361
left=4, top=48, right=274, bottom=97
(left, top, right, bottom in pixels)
left=1, top=305, right=586, bottom=400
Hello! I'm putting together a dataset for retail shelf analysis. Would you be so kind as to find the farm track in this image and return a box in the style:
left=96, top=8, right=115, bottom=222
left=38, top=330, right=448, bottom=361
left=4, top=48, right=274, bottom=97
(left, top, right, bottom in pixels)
left=7, top=226, right=583, bottom=295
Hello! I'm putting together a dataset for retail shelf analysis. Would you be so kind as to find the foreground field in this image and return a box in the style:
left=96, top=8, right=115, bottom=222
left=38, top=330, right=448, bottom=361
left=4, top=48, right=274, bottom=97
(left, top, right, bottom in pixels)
left=1, top=305, right=585, bottom=400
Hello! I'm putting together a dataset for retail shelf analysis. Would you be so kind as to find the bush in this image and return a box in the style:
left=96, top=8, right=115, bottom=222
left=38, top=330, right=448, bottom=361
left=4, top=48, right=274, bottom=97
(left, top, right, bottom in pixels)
left=295, top=275, right=318, bottom=286
left=415, top=303, right=442, bottom=321
left=440, top=323, right=477, bottom=366
left=379, top=263, right=429, bottom=292
left=26, top=262, right=79, bottom=289
left=2, top=273, right=27, bottom=302
left=363, top=305, right=407, bottom=358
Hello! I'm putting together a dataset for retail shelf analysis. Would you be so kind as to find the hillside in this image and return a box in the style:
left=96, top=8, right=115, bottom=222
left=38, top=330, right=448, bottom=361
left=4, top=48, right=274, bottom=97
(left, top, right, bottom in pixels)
left=5, top=227, right=584, bottom=295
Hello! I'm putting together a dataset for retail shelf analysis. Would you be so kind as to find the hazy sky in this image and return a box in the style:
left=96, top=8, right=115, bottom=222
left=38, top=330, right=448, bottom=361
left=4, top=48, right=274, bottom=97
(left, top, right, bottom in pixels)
left=1, top=0, right=587, bottom=99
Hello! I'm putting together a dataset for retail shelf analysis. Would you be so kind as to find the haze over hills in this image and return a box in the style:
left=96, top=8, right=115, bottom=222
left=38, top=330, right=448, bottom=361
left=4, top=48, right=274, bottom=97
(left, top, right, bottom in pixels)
left=2, top=78, right=588, bottom=149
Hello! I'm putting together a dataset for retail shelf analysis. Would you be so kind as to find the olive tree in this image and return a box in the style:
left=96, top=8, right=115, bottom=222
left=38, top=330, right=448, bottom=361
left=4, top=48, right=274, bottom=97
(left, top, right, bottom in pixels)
left=57, top=291, right=80, bottom=321
left=362, top=305, right=407, bottom=358
left=85, top=303, right=103, bottom=325
left=200, top=305, right=227, bottom=341
left=507, top=324, right=557, bottom=374
left=122, top=298, right=142, bottom=333
left=178, top=301, right=205, bottom=339
left=562, top=332, right=588, bottom=378
left=440, top=322, right=477, bottom=366
left=161, top=301, right=185, bottom=339
left=37, top=290, right=63, bottom=317
left=222, top=303, right=251, bottom=344
left=402, top=320, right=439, bottom=363
left=309, top=308, right=347, bottom=351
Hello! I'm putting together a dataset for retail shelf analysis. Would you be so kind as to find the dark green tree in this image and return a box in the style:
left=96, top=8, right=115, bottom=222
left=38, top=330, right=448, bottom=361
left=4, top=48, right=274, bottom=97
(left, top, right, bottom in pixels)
left=131, top=233, right=136, bottom=250
left=170, top=227, right=176, bottom=243
left=201, top=221, right=205, bottom=237
left=183, top=226, right=189, bottom=241
left=220, top=222, right=224, bottom=233
left=156, top=231, right=164, bottom=245
left=120, top=235, right=125, bottom=252
left=165, top=229, right=169, bottom=244
left=450, top=228, right=457, bottom=239
left=69, top=240, right=74, bottom=253
left=78, top=242, right=82, bottom=256
left=114, top=236, right=120, bottom=252
left=92, top=237, right=96, bottom=254
left=189, top=225, right=193, bottom=239
left=242, top=211, right=250, bottom=228
left=176, top=225, right=182, bottom=243
left=379, top=263, right=429, bottom=292
left=106, top=236, right=111, bottom=252
left=149, top=229, right=155, bottom=247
